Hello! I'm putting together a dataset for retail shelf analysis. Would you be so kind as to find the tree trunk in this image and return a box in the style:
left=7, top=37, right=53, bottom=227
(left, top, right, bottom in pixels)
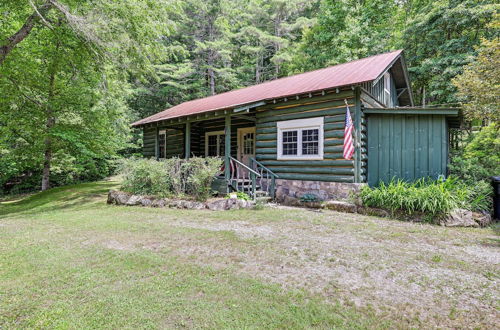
left=0, top=2, right=52, bottom=65
left=274, top=14, right=282, bottom=79
left=41, top=129, right=53, bottom=191
left=255, top=55, right=261, bottom=83
left=208, top=66, right=216, bottom=96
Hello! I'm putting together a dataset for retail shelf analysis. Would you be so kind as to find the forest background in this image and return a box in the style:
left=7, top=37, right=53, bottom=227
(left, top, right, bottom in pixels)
left=0, top=0, right=498, bottom=194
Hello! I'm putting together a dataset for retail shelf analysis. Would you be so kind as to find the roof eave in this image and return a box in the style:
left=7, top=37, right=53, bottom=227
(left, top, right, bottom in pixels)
left=399, top=53, right=415, bottom=106
left=132, top=82, right=371, bottom=127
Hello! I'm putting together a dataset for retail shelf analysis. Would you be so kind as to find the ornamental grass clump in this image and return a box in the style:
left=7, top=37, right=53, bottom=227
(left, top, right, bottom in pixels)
left=120, top=157, right=222, bottom=201
left=359, top=177, right=487, bottom=219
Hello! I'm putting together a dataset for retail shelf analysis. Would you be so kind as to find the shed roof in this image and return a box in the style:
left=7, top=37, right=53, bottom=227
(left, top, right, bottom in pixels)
left=133, top=50, right=405, bottom=127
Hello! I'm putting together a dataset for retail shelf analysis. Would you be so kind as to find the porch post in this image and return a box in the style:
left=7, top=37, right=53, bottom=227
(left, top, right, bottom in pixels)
left=185, top=121, right=191, bottom=159
left=224, top=114, right=231, bottom=182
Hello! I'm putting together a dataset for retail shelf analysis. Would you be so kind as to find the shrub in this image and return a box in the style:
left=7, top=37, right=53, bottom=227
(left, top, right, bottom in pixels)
left=119, top=157, right=222, bottom=201
left=464, top=180, right=492, bottom=213
left=184, top=157, right=223, bottom=201
left=448, top=123, right=498, bottom=213
left=120, top=158, right=172, bottom=197
left=360, top=177, right=490, bottom=220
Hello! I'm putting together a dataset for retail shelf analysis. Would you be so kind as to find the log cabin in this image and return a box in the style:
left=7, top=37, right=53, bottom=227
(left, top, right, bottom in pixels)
left=132, top=50, right=459, bottom=201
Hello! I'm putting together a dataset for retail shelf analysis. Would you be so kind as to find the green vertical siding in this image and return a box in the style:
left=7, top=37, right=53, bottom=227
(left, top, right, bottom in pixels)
left=360, top=72, right=399, bottom=107
left=367, top=114, right=448, bottom=186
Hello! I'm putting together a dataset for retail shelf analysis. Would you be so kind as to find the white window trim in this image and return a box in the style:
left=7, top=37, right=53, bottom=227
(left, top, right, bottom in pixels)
left=277, top=117, right=324, bottom=160
left=205, top=130, right=225, bottom=157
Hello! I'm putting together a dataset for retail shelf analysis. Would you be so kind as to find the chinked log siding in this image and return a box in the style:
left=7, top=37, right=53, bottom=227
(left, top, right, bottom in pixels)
left=142, top=127, right=156, bottom=158
left=142, top=116, right=255, bottom=159
left=142, top=127, right=184, bottom=159
left=255, top=89, right=360, bottom=183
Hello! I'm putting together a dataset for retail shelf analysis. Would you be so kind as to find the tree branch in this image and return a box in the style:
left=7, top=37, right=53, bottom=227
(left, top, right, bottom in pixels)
left=29, top=0, right=54, bottom=30
left=7, top=77, right=46, bottom=108
left=0, top=2, right=53, bottom=66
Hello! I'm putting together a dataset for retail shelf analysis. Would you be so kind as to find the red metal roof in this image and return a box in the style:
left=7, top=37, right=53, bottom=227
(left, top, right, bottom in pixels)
left=133, top=50, right=403, bottom=126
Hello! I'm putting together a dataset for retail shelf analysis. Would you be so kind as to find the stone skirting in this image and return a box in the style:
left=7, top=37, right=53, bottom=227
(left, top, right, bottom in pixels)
left=275, top=179, right=365, bottom=202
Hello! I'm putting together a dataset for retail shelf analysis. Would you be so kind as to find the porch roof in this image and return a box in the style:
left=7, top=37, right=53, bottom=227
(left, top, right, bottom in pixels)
left=133, top=50, right=404, bottom=127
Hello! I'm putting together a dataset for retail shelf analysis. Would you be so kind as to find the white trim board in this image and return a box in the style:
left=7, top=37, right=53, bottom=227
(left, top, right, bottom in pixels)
left=276, top=117, right=324, bottom=160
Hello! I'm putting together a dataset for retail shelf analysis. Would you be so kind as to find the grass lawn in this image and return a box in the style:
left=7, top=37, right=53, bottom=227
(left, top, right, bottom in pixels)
left=1, top=180, right=498, bottom=329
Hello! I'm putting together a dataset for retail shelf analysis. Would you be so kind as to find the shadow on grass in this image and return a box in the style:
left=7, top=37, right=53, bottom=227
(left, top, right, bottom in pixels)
left=0, top=180, right=119, bottom=217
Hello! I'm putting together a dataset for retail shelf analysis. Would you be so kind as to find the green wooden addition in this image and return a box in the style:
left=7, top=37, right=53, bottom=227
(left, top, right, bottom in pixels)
left=365, top=108, right=459, bottom=186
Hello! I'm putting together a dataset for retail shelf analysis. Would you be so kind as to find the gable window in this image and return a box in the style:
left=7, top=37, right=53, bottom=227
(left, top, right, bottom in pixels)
left=205, top=131, right=225, bottom=157
left=384, top=72, right=391, bottom=105
left=277, top=117, right=324, bottom=160
left=158, top=130, right=166, bottom=159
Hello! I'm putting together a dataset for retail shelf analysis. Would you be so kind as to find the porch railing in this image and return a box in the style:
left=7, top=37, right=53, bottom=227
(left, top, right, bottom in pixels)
left=227, top=156, right=260, bottom=199
left=250, top=158, right=279, bottom=199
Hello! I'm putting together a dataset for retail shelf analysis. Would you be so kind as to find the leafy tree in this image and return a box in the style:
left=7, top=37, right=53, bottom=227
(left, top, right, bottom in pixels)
left=129, top=0, right=317, bottom=120
left=452, top=16, right=499, bottom=123
left=285, top=0, right=399, bottom=74
left=0, top=0, right=179, bottom=191
left=237, top=0, right=316, bottom=81
left=403, top=0, right=498, bottom=106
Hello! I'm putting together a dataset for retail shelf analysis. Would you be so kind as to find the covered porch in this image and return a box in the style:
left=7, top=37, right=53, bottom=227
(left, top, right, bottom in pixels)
left=142, top=106, right=277, bottom=198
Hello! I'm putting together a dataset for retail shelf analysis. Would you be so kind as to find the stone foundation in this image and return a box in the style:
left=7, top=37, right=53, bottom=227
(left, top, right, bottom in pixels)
left=275, top=179, right=365, bottom=202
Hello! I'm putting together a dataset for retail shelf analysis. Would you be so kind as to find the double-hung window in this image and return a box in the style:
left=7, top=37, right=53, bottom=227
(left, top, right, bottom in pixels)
left=205, top=131, right=225, bottom=157
left=277, top=117, right=324, bottom=160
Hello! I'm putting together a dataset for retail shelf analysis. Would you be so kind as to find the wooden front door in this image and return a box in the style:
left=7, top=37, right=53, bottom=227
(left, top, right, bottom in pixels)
left=237, top=127, right=256, bottom=168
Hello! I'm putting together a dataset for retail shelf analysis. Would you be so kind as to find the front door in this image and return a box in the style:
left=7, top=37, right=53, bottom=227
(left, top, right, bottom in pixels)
left=237, top=127, right=256, bottom=169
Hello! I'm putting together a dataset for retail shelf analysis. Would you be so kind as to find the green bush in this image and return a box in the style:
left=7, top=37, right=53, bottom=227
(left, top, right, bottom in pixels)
left=120, top=158, right=172, bottom=197
left=360, top=177, right=490, bottom=219
left=120, top=157, right=222, bottom=201
left=182, top=157, right=223, bottom=201
left=448, top=123, right=498, bottom=213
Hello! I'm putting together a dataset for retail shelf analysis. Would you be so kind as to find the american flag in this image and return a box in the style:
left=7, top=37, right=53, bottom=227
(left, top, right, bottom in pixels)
left=343, top=102, right=355, bottom=160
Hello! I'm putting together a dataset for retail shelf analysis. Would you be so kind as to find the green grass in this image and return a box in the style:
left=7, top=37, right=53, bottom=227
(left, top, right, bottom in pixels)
left=0, top=180, right=383, bottom=329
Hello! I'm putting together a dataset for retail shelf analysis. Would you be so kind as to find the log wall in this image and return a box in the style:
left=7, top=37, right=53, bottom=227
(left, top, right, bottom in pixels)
left=255, top=89, right=363, bottom=183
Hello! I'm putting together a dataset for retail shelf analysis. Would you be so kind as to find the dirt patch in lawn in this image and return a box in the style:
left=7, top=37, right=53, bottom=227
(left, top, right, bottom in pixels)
left=134, top=208, right=500, bottom=329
